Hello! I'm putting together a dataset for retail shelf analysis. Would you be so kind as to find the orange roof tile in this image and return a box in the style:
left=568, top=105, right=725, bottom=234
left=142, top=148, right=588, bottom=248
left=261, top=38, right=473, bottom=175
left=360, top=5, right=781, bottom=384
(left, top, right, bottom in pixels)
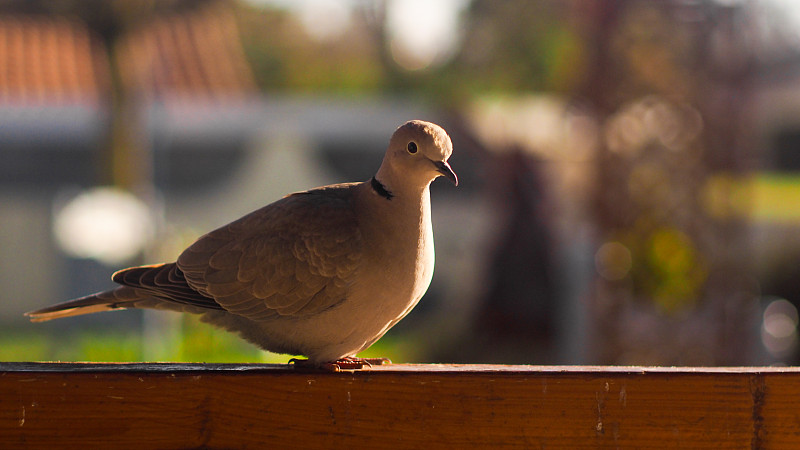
left=117, top=4, right=256, bottom=102
left=0, top=16, right=107, bottom=105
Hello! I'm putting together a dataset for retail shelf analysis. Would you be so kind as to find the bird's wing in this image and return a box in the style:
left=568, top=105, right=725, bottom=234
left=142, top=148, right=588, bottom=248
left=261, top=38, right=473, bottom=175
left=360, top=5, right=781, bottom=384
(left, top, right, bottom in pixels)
left=112, top=263, right=224, bottom=311
left=176, top=184, right=363, bottom=320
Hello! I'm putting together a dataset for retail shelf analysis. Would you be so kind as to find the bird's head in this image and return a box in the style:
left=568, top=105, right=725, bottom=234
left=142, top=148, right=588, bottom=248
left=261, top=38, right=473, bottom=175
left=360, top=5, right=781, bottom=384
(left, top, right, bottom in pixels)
left=379, top=120, right=458, bottom=189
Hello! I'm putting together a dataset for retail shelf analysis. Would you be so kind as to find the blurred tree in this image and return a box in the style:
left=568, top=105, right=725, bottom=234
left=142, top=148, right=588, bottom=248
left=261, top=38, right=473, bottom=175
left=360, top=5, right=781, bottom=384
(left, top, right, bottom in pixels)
left=447, top=0, right=585, bottom=95
left=234, top=1, right=386, bottom=93
left=471, top=149, right=557, bottom=363
left=233, top=0, right=587, bottom=102
left=576, top=0, right=760, bottom=365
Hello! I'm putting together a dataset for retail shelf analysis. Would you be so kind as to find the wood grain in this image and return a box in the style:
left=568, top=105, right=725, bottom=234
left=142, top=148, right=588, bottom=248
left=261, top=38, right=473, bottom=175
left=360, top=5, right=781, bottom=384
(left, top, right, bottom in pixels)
left=2, top=363, right=799, bottom=448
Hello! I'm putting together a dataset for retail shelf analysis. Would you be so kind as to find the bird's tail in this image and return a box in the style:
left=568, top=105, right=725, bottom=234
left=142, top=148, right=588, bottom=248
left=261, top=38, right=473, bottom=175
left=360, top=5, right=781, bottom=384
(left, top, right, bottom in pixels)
left=25, top=287, right=141, bottom=322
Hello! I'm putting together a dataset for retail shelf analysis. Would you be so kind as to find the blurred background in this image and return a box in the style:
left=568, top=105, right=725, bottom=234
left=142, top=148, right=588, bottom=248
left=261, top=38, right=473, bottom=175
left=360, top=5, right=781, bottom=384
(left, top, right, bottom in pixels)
left=2, top=0, right=800, bottom=365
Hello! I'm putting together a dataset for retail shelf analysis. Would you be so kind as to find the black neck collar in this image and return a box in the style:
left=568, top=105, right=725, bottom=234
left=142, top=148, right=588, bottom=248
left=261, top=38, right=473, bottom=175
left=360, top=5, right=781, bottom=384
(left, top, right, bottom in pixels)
left=371, top=176, right=393, bottom=200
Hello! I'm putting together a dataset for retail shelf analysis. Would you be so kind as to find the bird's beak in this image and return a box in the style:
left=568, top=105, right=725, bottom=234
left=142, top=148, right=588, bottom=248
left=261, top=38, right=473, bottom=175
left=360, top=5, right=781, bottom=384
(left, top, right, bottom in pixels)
left=433, top=160, right=458, bottom=186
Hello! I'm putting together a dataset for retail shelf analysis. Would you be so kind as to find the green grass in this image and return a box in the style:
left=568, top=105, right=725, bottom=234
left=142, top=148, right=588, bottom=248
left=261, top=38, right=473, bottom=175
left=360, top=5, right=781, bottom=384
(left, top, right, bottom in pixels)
left=0, top=314, right=414, bottom=364
left=703, top=172, right=800, bottom=223
left=748, top=173, right=800, bottom=222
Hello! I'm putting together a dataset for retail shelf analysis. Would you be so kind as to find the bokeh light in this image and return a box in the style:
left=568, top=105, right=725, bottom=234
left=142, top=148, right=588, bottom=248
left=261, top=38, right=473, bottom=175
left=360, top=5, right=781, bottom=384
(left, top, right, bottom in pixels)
left=53, top=187, right=154, bottom=266
left=387, top=0, right=467, bottom=70
left=761, top=297, right=799, bottom=359
left=595, top=241, right=633, bottom=281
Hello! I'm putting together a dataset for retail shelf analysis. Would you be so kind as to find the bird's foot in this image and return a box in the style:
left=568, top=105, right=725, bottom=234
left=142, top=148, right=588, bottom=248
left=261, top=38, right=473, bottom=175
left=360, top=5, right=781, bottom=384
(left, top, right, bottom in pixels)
left=328, top=357, right=392, bottom=371
left=289, top=357, right=392, bottom=372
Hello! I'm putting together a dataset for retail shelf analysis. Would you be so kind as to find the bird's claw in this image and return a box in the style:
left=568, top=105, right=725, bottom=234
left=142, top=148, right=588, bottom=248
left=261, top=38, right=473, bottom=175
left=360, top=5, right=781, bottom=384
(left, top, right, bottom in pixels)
left=289, top=357, right=392, bottom=372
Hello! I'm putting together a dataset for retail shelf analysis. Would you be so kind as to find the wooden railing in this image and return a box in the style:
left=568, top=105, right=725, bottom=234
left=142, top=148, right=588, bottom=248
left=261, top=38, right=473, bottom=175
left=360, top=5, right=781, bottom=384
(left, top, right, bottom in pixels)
left=1, top=363, right=798, bottom=448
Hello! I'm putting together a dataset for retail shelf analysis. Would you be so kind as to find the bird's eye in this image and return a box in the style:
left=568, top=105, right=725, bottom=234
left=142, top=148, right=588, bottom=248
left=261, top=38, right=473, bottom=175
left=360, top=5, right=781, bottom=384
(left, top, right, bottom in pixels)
left=407, top=142, right=417, bottom=154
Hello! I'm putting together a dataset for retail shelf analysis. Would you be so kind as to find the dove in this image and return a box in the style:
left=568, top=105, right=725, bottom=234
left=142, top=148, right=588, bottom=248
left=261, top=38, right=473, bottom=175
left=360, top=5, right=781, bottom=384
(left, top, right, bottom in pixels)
left=26, top=120, right=457, bottom=369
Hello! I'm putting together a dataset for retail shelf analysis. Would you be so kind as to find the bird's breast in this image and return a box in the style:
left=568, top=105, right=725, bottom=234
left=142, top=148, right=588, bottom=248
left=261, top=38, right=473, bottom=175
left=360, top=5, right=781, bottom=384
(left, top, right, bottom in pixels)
left=352, top=190, right=435, bottom=319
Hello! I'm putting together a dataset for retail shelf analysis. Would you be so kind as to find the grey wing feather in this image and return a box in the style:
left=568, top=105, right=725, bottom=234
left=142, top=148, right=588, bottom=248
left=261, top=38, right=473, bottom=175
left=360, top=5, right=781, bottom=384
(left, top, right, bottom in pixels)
left=177, top=184, right=363, bottom=320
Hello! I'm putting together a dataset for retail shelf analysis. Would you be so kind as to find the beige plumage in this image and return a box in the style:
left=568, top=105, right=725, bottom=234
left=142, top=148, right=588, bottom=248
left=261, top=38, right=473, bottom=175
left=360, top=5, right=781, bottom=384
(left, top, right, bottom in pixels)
left=26, top=120, right=457, bottom=366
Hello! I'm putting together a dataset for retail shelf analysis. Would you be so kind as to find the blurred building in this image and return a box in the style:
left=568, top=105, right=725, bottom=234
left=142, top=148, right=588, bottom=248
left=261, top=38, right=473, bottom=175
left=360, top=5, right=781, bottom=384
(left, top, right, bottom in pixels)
left=0, top=16, right=109, bottom=187
left=114, top=4, right=259, bottom=192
